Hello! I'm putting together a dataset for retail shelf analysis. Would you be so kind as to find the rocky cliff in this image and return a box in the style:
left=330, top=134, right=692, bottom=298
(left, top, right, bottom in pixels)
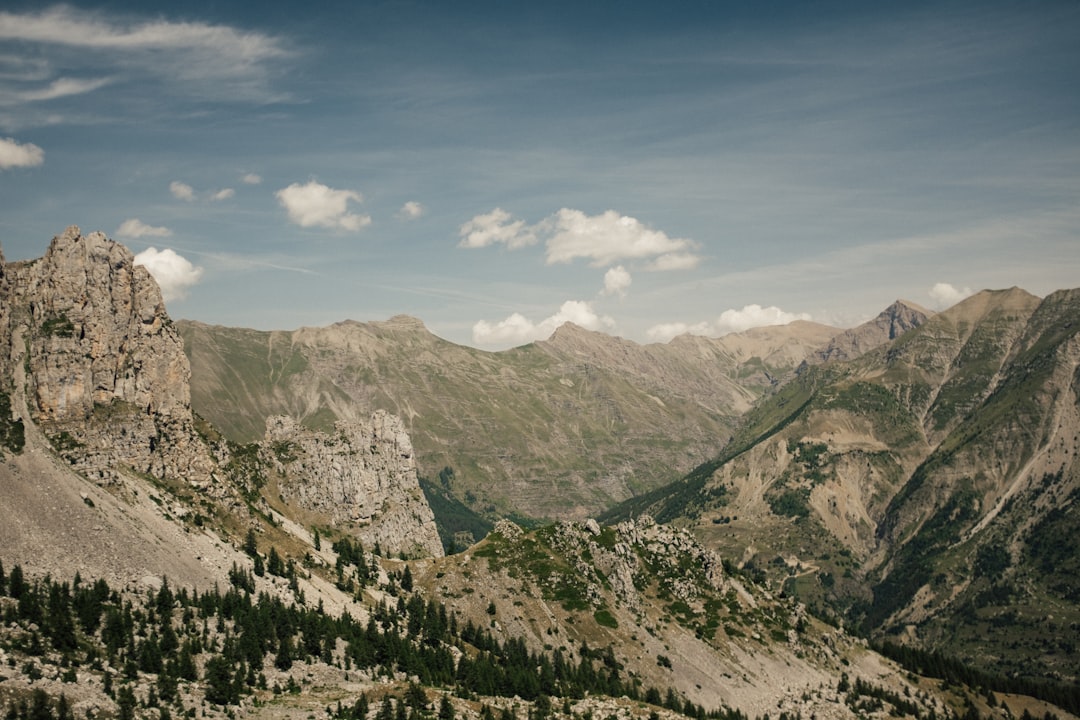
left=264, top=412, right=443, bottom=558
left=0, top=227, right=443, bottom=561
left=1, top=226, right=214, bottom=485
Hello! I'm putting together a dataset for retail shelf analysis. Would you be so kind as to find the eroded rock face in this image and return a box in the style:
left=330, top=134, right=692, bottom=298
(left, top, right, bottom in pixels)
left=264, top=412, right=443, bottom=558
left=2, top=226, right=214, bottom=485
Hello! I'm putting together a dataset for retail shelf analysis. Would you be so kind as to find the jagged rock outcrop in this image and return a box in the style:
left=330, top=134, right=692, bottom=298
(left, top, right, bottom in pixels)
left=546, top=515, right=731, bottom=616
left=264, top=412, right=443, bottom=558
left=1, top=227, right=214, bottom=485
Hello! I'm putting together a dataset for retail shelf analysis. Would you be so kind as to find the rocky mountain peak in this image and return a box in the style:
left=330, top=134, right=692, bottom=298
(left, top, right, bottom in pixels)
left=807, top=298, right=933, bottom=365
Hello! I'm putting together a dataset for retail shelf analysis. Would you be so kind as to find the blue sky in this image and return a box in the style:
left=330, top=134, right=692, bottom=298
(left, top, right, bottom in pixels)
left=1, top=1, right=1078, bottom=348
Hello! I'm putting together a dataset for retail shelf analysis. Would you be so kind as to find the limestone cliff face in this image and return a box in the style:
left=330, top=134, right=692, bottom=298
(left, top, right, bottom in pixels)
left=264, top=412, right=443, bottom=558
left=2, top=227, right=214, bottom=485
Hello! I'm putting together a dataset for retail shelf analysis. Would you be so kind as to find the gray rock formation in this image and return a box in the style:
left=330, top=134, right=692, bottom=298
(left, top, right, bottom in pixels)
left=1, top=226, right=214, bottom=485
left=264, top=412, right=443, bottom=558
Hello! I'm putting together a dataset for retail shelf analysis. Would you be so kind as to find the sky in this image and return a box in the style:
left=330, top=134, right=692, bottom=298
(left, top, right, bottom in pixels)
left=1, top=1, right=1078, bottom=349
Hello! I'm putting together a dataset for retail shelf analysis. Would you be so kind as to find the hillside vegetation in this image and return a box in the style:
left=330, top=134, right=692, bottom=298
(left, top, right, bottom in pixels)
left=604, top=288, right=1080, bottom=686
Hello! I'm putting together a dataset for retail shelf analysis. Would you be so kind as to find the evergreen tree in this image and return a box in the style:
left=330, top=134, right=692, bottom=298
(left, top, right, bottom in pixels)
left=7, top=565, right=24, bottom=599
left=244, top=528, right=258, bottom=557
left=205, top=655, right=238, bottom=705
left=276, top=633, right=295, bottom=670
left=268, top=547, right=286, bottom=577
left=439, top=696, right=456, bottom=720
left=116, top=686, right=137, bottom=720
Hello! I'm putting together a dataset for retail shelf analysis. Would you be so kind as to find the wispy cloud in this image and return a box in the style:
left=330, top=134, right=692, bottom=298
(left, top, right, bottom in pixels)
left=13, top=76, right=111, bottom=102
left=0, top=5, right=291, bottom=121
left=116, top=218, right=171, bottom=239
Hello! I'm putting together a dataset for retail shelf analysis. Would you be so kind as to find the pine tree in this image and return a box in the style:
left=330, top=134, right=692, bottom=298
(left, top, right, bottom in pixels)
left=276, top=633, right=294, bottom=670
left=244, top=528, right=258, bottom=557
left=439, top=696, right=456, bottom=720
left=116, top=686, right=137, bottom=720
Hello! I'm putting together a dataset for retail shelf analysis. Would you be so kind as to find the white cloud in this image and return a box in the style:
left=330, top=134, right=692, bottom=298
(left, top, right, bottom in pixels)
left=0, top=6, right=288, bottom=100
left=169, top=180, right=195, bottom=201
left=276, top=180, right=370, bottom=231
left=459, top=207, right=700, bottom=271
left=646, top=321, right=713, bottom=343
left=115, top=218, right=171, bottom=239
left=713, top=304, right=812, bottom=334
left=928, top=282, right=973, bottom=310
left=472, top=300, right=615, bottom=347
left=133, top=247, right=203, bottom=301
left=398, top=200, right=425, bottom=220
left=646, top=252, right=701, bottom=271
left=602, top=266, right=632, bottom=297
left=458, top=208, right=538, bottom=249
left=0, top=136, right=43, bottom=168
left=242, top=173, right=262, bottom=185
left=210, top=188, right=235, bottom=201
left=546, top=209, right=699, bottom=268
left=645, top=304, right=812, bottom=342
left=17, top=76, right=111, bottom=102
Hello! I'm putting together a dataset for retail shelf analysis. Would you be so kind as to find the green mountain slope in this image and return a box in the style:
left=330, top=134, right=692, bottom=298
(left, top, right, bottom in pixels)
left=604, top=288, right=1080, bottom=684
left=178, top=316, right=839, bottom=520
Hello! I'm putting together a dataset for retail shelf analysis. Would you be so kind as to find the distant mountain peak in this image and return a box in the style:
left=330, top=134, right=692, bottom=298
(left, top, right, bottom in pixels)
left=807, top=299, right=933, bottom=365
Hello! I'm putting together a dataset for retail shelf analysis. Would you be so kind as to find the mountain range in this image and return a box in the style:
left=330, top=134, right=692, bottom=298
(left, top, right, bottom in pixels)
left=1, top=227, right=1077, bottom=720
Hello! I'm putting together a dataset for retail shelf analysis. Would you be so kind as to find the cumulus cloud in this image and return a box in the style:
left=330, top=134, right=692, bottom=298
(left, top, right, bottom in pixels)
left=398, top=200, right=425, bottom=220
left=210, top=188, right=235, bottom=201
left=546, top=209, right=698, bottom=268
left=115, top=218, right=171, bottom=239
left=133, top=247, right=203, bottom=301
left=602, top=266, right=632, bottom=297
left=169, top=180, right=195, bottom=201
left=459, top=208, right=538, bottom=249
left=242, top=173, right=262, bottom=185
left=645, top=321, right=713, bottom=343
left=459, top=207, right=700, bottom=270
left=928, top=282, right=973, bottom=310
left=276, top=180, right=370, bottom=231
left=645, top=304, right=812, bottom=343
left=0, top=136, right=44, bottom=168
left=472, top=300, right=615, bottom=347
